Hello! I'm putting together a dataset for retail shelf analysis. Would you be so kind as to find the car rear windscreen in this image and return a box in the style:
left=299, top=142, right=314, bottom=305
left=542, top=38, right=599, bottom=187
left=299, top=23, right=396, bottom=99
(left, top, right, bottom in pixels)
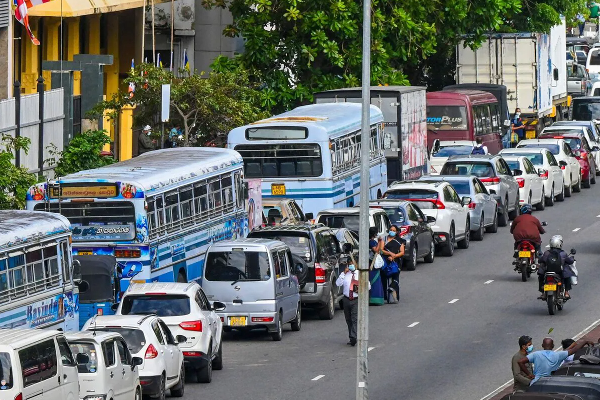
left=517, top=143, right=560, bottom=155
left=248, top=231, right=313, bottom=260
left=501, top=153, right=543, bottom=165
left=434, top=146, right=474, bottom=157
left=69, top=342, right=98, bottom=374
left=93, top=328, right=146, bottom=354
left=572, top=100, right=600, bottom=120
left=205, top=251, right=271, bottom=281
left=317, top=215, right=360, bottom=231
left=384, top=190, right=440, bottom=209
left=440, top=162, right=495, bottom=177
left=120, top=295, right=191, bottom=317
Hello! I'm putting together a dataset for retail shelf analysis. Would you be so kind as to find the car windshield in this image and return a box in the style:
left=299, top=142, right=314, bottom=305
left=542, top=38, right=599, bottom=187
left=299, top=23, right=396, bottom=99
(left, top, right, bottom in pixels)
left=69, top=342, right=98, bottom=374
left=317, top=215, right=360, bottom=231
left=93, top=328, right=146, bottom=354
left=0, top=353, right=12, bottom=389
left=427, top=106, right=468, bottom=131
left=433, top=145, right=474, bottom=157
left=384, top=189, right=439, bottom=209
left=382, top=207, right=406, bottom=225
left=517, top=143, right=560, bottom=155
left=505, top=160, right=521, bottom=171
left=572, top=100, right=600, bottom=120
left=205, top=250, right=271, bottom=282
left=440, top=162, right=495, bottom=177
left=562, top=138, right=582, bottom=150
left=120, top=295, right=191, bottom=317
left=590, top=50, right=600, bottom=65
left=447, top=181, right=472, bottom=196
left=502, top=152, right=544, bottom=166
left=248, top=231, right=312, bottom=261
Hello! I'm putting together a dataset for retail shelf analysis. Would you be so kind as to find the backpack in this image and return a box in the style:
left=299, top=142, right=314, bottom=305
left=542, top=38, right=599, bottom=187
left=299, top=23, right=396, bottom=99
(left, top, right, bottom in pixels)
left=471, top=146, right=485, bottom=155
left=545, top=249, right=563, bottom=273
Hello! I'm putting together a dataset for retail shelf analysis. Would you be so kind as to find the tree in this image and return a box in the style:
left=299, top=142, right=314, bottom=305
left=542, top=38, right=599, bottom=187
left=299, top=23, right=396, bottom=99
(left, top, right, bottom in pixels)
left=90, top=66, right=268, bottom=147
left=47, top=130, right=115, bottom=177
left=0, top=135, right=37, bottom=210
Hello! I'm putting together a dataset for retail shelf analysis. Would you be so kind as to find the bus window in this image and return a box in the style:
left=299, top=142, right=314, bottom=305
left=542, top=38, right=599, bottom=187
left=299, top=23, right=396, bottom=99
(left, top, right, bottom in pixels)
left=61, top=240, right=71, bottom=283
left=194, top=183, right=208, bottom=216
left=43, top=244, right=60, bottom=287
left=426, top=106, right=468, bottom=131
left=482, top=105, right=492, bottom=135
left=209, top=180, right=222, bottom=210
left=221, top=175, right=233, bottom=211
left=235, top=144, right=324, bottom=178
left=8, top=255, right=25, bottom=296
left=234, top=172, right=243, bottom=209
left=179, top=187, right=193, bottom=220
left=147, top=198, right=157, bottom=232
left=25, top=249, right=44, bottom=292
left=474, top=106, right=483, bottom=136
left=165, top=191, right=180, bottom=224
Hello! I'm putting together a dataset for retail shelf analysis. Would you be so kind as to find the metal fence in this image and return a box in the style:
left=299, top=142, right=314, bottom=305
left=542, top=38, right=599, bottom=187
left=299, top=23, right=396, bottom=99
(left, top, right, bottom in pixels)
left=0, top=89, right=65, bottom=174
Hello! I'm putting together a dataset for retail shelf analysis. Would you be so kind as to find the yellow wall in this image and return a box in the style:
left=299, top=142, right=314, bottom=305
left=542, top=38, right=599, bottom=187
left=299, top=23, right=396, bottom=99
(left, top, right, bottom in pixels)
left=21, top=20, right=39, bottom=94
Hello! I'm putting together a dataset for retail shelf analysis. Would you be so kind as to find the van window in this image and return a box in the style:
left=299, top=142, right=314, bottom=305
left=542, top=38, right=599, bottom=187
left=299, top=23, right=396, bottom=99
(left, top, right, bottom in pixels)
left=116, top=340, right=131, bottom=366
left=0, top=353, right=13, bottom=389
left=426, top=106, right=468, bottom=131
left=102, top=340, right=116, bottom=367
left=590, top=49, right=600, bottom=65
left=56, top=336, right=76, bottom=367
left=205, top=250, right=271, bottom=281
left=120, top=294, right=191, bottom=317
left=248, top=231, right=313, bottom=261
left=19, top=339, right=58, bottom=387
left=69, top=342, right=98, bottom=373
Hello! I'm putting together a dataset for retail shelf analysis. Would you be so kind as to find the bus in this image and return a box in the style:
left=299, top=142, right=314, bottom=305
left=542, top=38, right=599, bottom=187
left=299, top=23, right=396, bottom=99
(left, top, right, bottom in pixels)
left=26, top=147, right=248, bottom=290
left=427, top=89, right=504, bottom=154
left=0, top=210, right=79, bottom=331
left=227, top=103, right=388, bottom=216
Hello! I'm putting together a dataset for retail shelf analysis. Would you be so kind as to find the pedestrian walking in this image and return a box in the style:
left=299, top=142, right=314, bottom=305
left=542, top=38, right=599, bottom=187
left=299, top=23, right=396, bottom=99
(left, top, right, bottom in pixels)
left=368, top=227, right=384, bottom=306
left=336, top=263, right=370, bottom=346
left=381, top=225, right=404, bottom=303
left=138, top=125, right=156, bottom=155
left=512, top=335, right=534, bottom=392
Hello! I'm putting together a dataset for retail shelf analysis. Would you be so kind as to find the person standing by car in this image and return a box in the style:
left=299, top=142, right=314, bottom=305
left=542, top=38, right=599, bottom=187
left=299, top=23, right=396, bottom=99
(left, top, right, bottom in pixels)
left=511, top=108, right=525, bottom=147
left=471, top=137, right=488, bottom=155
left=336, top=264, right=370, bottom=346
left=512, top=335, right=534, bottom=392
left=368, top=227, right=384, bottom=306
left=381, top=225, right=404, bottom=303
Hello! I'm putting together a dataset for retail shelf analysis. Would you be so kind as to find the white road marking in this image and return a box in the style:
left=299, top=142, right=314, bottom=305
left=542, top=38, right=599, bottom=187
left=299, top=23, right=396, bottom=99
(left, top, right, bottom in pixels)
left=312, top=375, right=325, bottom=381
left=448, top=299, right=459, bottom=304
left=479, top=317, right=600, bottom=400
left=545, top=245, right=550, bottom=248
left=597, top=214, right=600, bottom=217
left=407, top=322, right=420, bottom=328
left=358, top=382, right=366, bottom=388
left=573, top=227, right=581, bottom=232
left=484, top=280, right=494, bottom=284
left=368, top=346, right=375, bottom=352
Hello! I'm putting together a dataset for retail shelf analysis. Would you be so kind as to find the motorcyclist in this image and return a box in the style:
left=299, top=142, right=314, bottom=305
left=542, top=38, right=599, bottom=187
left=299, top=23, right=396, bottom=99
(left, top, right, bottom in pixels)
left=510, top=204, right=545, bottom=254
left=537, top=235, right=575, bottom=300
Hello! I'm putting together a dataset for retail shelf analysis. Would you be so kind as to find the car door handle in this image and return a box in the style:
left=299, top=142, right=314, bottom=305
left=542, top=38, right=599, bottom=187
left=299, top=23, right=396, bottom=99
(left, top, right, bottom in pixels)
left=122, top=369, right=126, bottom=375
left=63, top=374, right=67, bottom=380
left=110, top=371, right=114, bottom=378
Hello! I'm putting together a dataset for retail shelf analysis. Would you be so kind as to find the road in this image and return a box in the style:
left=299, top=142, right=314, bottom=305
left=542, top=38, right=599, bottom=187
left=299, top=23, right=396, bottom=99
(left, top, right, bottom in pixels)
left=181, top=184, right=600, bottom=400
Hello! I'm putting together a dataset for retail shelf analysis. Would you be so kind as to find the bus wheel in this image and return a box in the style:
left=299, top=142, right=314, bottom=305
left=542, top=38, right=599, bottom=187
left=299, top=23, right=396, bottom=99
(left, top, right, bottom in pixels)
left=177, top=270, right=187, bottom=283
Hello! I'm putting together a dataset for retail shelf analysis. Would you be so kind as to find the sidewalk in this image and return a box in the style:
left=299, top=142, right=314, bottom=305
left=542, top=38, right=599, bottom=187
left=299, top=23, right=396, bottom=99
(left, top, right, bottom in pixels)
left=485, top=318, right=600, bottom=400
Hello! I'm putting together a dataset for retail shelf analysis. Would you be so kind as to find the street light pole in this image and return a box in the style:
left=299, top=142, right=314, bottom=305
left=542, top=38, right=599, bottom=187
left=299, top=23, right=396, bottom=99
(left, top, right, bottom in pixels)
left=356, top=0, right=371, bottom=398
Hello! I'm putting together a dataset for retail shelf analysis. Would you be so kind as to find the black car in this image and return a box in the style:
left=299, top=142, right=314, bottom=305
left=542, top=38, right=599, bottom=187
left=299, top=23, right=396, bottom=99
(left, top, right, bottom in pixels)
left=248, top=224, right=345, bottom=320
left=369, top=200, right=436, bottom=270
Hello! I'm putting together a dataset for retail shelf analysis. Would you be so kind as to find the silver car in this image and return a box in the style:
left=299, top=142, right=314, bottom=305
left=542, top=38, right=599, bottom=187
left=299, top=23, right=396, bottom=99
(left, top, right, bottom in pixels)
left=418, top=176, right=499, bottom=240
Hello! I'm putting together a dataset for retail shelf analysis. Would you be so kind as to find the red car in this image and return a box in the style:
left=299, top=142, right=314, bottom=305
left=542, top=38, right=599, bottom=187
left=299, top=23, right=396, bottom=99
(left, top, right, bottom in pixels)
left=538, top=132, right=597, bottom=188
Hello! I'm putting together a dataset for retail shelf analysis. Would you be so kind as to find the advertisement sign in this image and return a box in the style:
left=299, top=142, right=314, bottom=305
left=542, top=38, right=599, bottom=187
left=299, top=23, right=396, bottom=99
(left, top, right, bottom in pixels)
left=401, top=90, right=428, bottom=180
left=50, top=185, right=118, bottom=198
left=246, top=179, right=263, bottom=232
left=72, top=223, right=136, bottom=241
left=0, top=291, right=79, bottom=330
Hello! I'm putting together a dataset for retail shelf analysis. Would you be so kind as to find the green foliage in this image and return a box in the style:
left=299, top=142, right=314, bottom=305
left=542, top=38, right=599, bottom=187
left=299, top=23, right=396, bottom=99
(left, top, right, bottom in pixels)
left=48, top=130, right=114, bottom=177
left=0, top=135, right=36, bottom=210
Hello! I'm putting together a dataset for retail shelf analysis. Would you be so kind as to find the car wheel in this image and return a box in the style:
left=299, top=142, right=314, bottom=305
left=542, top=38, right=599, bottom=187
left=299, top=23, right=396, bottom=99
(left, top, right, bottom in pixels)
left=472, top=213, right=485, bottom=241
left=546, top=185, right=555, bottom=206
left=584, top=173, right=592, bottom=188
left=441, top=225, right=455, bottom=256
left=592, top=172, right=597, bottom=184
left=536, top=189, right=545, bottom=211
left=171, top=364, right=185, bottom=396
left=508, top=196, right=519, bottom=220
left=197, top=347, right=213, bottom=383
left=498, top=197, right=509, bottom=227
left=458, top=218, right=470, bottom=249
left=573, top=173, right=582, bottom=192
left=157, top=375, right=166, bottom=400
left=319, top=288, right=335, bottom=320
left=213, top=341, right=223, bottom=370
left=405, top=245, right=417, bottom=271
left=291, top=304, right=302, bottom=331
left=486, top=208, right=499, bottom=233
left=271, top=312, right=283, bottom=341
left=557, top=183, right=566, bottom=201
left=135, top=387, right=142, bottom=400
left=424, top=239, right=435, bottom=263
left=565, top=181, right=572, bottom=197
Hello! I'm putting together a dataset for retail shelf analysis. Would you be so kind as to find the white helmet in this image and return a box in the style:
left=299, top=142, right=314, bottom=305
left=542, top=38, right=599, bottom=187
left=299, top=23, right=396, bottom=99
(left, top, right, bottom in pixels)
left=143, top=125, right=151, bottom=132
left=549, top=235, right=563, bottom=250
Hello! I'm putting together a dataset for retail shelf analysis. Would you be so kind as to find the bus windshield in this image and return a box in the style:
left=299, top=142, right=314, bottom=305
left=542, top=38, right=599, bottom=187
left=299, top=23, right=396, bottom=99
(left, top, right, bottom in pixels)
left=235, top=144, right=323, bottom=178
left=427, top=106, right=468, bottom=131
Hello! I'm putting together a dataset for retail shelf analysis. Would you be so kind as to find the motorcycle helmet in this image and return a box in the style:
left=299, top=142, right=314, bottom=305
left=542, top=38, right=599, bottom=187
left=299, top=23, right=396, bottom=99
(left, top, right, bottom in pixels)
left=549, top=235, right=563, bottom=250
left=143, top=125, right=152, bottom=132
left=520, top=204, right=533, bottom=215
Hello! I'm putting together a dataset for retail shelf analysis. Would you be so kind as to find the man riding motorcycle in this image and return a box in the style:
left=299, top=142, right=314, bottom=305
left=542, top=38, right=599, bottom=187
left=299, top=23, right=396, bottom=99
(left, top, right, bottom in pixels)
left=510, top=204, right=545, bottom=254
left=538, top=235, right=575, bottom=300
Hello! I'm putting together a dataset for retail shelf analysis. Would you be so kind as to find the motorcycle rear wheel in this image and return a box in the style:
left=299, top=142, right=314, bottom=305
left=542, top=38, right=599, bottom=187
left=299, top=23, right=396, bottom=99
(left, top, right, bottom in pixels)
left=521, top=262, right=528, bottom=282
left=547, top=294, right=556, bottom=315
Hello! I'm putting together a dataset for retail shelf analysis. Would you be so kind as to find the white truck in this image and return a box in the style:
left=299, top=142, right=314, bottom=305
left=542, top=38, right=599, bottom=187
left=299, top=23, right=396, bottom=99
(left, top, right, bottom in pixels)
left=455, top=18, right=568, bottom=138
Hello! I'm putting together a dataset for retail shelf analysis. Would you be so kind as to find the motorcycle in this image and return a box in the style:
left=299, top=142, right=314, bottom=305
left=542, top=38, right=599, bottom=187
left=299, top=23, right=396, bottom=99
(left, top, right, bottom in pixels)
left=542, top=248, right=576, bottom=315
left=513, top=221, right=547, bottom=282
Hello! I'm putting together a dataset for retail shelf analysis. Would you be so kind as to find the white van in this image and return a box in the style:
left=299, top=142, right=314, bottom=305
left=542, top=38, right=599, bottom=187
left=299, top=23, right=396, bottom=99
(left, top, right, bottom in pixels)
left=0, top=329, right=79, bottom=400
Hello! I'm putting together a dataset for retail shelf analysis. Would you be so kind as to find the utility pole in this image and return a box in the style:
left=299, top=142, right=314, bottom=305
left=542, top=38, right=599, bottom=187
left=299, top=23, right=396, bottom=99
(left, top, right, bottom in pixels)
left=356, top=0, right=371, bottom=397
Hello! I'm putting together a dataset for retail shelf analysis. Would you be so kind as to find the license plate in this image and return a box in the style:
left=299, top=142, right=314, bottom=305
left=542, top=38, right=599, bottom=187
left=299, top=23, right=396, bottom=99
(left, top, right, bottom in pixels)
left=78, top=251, right=93, bottom=255
left=544, top=284, right=557, bottom=291
left=526, top=131, right=536, bottom=139
left=229, top=316, right=246, bottom=326
left=519, top=251, right=531, bottom=258
left=271, top=184, right=286, bottom=196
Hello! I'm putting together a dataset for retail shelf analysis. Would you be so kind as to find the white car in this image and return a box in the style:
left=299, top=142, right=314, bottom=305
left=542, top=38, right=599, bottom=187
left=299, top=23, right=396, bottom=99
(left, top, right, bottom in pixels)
left=499, top=148, right=566, bottom=205
left=502, top=156, right=545, bottom=209
left=429, top=140, right=476, bottom=175
left=83, top=315, right=185, bottom=399
left=66, top=331, right=143, bottom=400
left=384, top=180, right=471, bottom=256
left=116, top=282, right=224, bottom=383
left=551, top=121, right=600, bottom=175
left=587, top=48, right=600, bottom=75
left=517, top=139, right=582, bottom=197
left=316, top=207, right=392, bottom=238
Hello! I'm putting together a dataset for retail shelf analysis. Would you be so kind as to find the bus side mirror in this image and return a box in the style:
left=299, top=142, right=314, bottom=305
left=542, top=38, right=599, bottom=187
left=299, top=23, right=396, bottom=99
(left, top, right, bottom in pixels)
left=242, top=181, right=249, bottom=200
left=554, top=68, right=559, bottom=81
left=72, top=259, right=82, bottom=284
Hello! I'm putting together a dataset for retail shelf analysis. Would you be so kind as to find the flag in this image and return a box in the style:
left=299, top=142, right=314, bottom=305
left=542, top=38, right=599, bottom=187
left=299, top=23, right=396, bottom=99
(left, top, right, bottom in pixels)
left=183, top=49, right=190, bottom=71
left=12, top=0, right=40, bottom=45
left=128, top=59, right=135, bottom=98
left=156, top=53, right=163, bottom=69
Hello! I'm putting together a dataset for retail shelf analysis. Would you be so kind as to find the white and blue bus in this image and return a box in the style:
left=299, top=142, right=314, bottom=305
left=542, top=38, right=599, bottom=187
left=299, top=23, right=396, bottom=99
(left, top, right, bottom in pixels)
left=27, top=148, right=248, bottom=290
left=0, top=210, right=79, bottom=331
left=228, top=103, right=388, bottom=216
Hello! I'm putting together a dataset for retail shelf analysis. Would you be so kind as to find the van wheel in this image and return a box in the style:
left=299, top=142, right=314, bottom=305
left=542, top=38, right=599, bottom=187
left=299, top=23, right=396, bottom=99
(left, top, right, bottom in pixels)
left=171, top=365, right=185, bottom=396
left=319, top=288, right=335, bottom=320
left=271, top=312, right=283, bottom=341
left=197, top=348, right=213, bottom=383
left=291, top=304, right=302, bottom=331
left=213, top=342, right=223, bottom=370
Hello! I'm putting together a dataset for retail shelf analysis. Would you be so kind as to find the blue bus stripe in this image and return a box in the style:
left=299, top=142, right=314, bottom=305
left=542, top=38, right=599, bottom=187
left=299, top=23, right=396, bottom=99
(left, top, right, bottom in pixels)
left=0, top=310, right=26, bottom=324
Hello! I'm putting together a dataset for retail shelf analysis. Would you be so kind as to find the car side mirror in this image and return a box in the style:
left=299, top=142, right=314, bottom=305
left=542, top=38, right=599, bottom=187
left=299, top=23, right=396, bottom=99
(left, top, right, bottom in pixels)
left=570, top=248, right=577, bottom=255
left=426, top=216, right=436, bottom=223
left=212, top=301, right=226, bottom=312
left=461, top=196, right=472, bottom=207
left=538, top=168, right=547, bottom=177
left=176, top=335, right=187, bottom=344
left=111, top=303, right=119, bottom=312
left=72, top=259, right=82, bottom=285
left=512, top=169, right=523, bottom=176
left=305, top=212, right=314, bottom=221
left=342, top=242, right=353, bottom=254
left=76, top=353, right=90, bottom=364
left=132, top=356, right=143, bottom=366
left=503, top=120, right=511, bottom=128
left=559, top=160, right=568, bottom=166
left=593, top=146, right=600, bottom=152
left=488, top=189, right=496, bottom=195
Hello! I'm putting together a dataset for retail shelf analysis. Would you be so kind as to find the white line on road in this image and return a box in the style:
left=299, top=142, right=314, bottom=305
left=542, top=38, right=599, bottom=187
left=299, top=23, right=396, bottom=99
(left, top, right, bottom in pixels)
left=546, top=245, right=550, bottom=248
left=368, top=347, right=375, bottom=352
left=448, top=299, right=459, bottom=304
left=312, top=375, right=325, bottom=381
left=407, top=322, right=420, bottom=328
left=597, top=214, right=600, bottom=217
left=484, top=280, right=494, bottom=284
left=573, top=228, right=581, bottom=232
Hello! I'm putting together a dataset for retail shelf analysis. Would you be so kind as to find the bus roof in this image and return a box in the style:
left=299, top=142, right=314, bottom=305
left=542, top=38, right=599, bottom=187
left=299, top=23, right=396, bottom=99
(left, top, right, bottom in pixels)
left=51, top=147, right=243, bottom=193
left=228, top=103, right=384, bottom=142
left=0, top=210, right=70, bottom=250
left=427, top=90, right=497, bottom=105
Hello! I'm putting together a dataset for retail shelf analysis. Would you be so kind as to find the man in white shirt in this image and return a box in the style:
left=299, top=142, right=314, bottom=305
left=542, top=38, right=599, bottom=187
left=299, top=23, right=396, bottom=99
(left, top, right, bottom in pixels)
left=336, top=264, right=369, bottom=346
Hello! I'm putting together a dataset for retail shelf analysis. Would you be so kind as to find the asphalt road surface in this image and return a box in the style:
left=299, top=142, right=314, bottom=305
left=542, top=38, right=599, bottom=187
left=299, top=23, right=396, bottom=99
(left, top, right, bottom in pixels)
left=180, top=182, right=600, bottom=400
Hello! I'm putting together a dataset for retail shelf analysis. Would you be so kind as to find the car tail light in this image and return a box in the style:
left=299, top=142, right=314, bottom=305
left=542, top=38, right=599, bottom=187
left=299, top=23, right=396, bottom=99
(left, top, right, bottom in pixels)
left=251, top=317, right=275, bottom=322
left=516, top=177, right=525, bottom=188
left=97, top=308, right=103, bottom=316
left=114, top=249, right=141, bottom=258
left=539, top=170, right=549, bottom=180
left=553, top=136, right=565, bottom=139
left=400, top=226, right=410, bottom=236
left=560, top=163, right=566, bottom=170
left=480, top=177, right=501, bottom=186
left=179, top=321, right=202, bottom=332
left=582, top=80, right=587, bottom=90
left=14, top=394, right=22, bottom=400
left=468, top=202, right=477, bottom=209
left=315, top=263, right=326, bottom=283
left=183, top=351, right=203, bottom=357
left=407, top=198, right=445, bottom=209
left=145, top=344, right=158, bottom=359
